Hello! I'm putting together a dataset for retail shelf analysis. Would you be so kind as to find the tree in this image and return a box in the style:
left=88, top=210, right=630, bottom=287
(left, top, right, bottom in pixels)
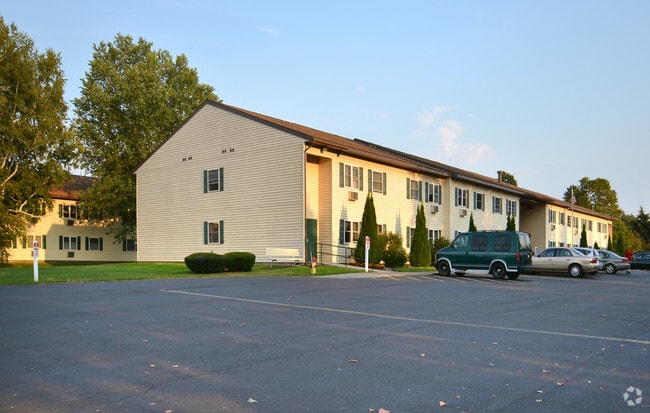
left=498, top=170, right=518, bottom=186
left=564, top=177, right=622, bottom=218
left=355, top=193, right=381, bottom=264
left=579, top=225, right=588, bottom=247
left=380, top=232, right=407, bottom=268
left=409, top=204, right=431, bottom=267
left=0, top=17, right=78, bottom=258
left=468, top=213, right=477, bottom=232
left=73, top=34, right=220, bottom=242
left=506, top=212, right=516, bottom=231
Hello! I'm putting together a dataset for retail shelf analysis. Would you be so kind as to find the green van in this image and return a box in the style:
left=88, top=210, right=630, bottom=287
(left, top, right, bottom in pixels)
left=435, top=231, right=534, bottom=279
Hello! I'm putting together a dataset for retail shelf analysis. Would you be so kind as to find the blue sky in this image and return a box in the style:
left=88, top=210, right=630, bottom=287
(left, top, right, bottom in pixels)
left=4, top=1, right=649, bottom=215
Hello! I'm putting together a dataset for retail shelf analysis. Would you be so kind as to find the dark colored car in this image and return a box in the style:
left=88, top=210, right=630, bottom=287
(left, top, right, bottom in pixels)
left=435, top=231, right=534, bottom=279
left=630, top=251, right=650, bottom=270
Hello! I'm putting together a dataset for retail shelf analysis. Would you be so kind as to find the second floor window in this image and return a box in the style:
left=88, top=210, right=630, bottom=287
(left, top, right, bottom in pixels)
left=506, top=199, right=517, bottom=217
left=369, top=170, right=386, bottom=194
left=455, top=187, right=469, bottom=208
left=474, top=192, right=485, bottom=211
left=407, top=178, right=421, bottom=200
left=345, top=164, right=361, bottom=189
left=61, top=204, right=78, bottom=219
left=492, top=196, right=502, bottom=214
left=204, top=168, right=224, bottom=192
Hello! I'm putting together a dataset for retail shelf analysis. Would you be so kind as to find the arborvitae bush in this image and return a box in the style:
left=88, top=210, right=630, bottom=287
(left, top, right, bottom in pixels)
left=409, top=204, right=431, bottom=267
left=380, top=232, right=407, bottom=268
left=224, top=252, right=256, bottom=272
left=184, top=252, right=227, bottom=274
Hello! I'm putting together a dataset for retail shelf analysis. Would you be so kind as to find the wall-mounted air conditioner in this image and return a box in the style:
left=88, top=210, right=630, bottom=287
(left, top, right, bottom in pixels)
left=348, top=191, right=358, bottom=201
left=431, top=205, right=439, bottom=214
left=551, top=224, right=556, bottom=231
left=66, top=219, right=75, bottom=226
left=460, top=209, right=467, bottom=217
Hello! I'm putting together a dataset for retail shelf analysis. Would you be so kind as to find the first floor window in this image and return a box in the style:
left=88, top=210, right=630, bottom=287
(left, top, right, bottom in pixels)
left=377, top=224, right=387, bottom=234
left=341, top=220, right=359, bottom=244
left=428, top=229, right=441, bottom=244
left=86, top=237, right=103, bottom=251
left=59, top=236, right=79, bottom=250
left=204, top=220, right=224, bottom=244
left=123, top=239, right=136, bottom=251
left=27, top=235, right=43, bottom=249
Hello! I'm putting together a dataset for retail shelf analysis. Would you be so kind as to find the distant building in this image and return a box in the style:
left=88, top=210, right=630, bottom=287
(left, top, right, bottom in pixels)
left=4, top=175, right=137, bottom=263
left=135, top=101, right=612, bottom=263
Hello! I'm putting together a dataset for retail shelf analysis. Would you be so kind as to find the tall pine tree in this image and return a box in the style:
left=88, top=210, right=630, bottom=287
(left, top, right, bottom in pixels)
left=355, top=193, right=381, bottom=264
left=409, top=204, right=431, bottom=267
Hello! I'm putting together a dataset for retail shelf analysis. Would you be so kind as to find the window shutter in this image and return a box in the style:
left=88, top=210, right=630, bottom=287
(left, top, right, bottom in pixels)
left=406, top=178, right=410, bottom=199
left=59, top=235, right=63, bottom=250
left=368, top=169, right=373, bottom=192
left=77, top=236, right=81, bottom=250
left=418, top=181, right=422, bottom=201
left=473, top=192, right=477, bottom=209
left=203, top=170, right=208, bottom=193
left=58, top=204, right=62, bottom=218
left=219, top=220, right=224, bottom=244
left=42, top=235, right=46, bottom=249
left=339, top=219, right=345, bottom=244
left=383, top=173, right=387, bottom=195
left=100, top=237, right=103, bottom=251
left=22, top=237, right=27, bottom=249
left=339, top=163, right=344, bottom=187
left=425, top=183, right=430, bottom=203
left=85, top=237, right=89, bottom=250
left=454, top=188, right=458, bottom=206
left=122, top=239, right=126, bottom=252
left=219, top=167, right=224, bottom=191
left=359, top=168, right=363, bottom=191
left=203, top=221, right=209, bottom=244
left=406, top=226, right=411, bottom=247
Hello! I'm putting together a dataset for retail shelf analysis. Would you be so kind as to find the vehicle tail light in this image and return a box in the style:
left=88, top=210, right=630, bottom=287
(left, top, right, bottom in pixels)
left=590, top=258, right=597, bottom=264
left=622, top=258, right=628, bottom=263
left=516, top=251, right=521, bottom=261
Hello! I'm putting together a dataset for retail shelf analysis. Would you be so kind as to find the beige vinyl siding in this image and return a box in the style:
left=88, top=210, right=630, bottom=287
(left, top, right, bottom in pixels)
left=6, top=199, right=135, bottom=263
left=136, top=104, right=305, bottom=262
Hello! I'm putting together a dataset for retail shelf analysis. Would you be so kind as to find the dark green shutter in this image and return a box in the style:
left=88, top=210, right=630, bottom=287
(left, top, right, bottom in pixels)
left=203, top=170, right=208, bottom=193
left=77, top=236, right=81, bottom=250
left=418, top=181, right=422, bottom=201
left=203, top=221, right=208, bottom=244
left=383, top=173, right=387, bottom=195
left=85, top=237, right=89, bottom=250
left=339, top=219, right=345, bottom=244
left=339, top=163, right=344, bottom=187
left=22, top=237, right=27, bottom=249
left=406, top=226, right=411, bottom=247
left=100, top=237, right=103, bottom=251
left=219, top=167, right=224, bottom=191
left=368, top=170, right=373, bottom=192
left=42, top=235, right=46, bottom=249
left=58, top=204, right=62, bottom=218
left=59, top=235, right=63, bottom=250
left=406, top=178, right=410, bottom=199
left=219, top=220, right=224, bottom=244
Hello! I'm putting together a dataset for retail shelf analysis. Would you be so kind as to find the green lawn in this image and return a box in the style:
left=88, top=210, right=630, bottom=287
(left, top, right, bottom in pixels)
left=0, top=262, right=365, bottom=285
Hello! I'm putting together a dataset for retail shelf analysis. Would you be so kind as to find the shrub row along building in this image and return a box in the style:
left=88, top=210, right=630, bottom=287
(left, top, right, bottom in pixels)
left=6, top=100, right=612, bottom=264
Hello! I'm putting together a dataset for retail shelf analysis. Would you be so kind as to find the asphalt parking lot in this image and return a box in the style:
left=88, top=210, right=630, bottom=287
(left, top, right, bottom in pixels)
left=1, top=270, right=649, bottom=412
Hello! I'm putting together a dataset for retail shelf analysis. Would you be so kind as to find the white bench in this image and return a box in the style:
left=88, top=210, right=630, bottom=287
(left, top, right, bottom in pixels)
left=265, top=248, right=301, bottom=268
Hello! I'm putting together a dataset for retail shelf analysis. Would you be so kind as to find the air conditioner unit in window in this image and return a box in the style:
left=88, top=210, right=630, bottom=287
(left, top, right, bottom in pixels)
left=66, top=219, right=74, bottom=226
left=551, top=224, right=556, bottom=231
left=460, top=209, right=468, bottom=217
left=431, top=205, right=439, bottom=214
left=348, top=191, right=358, bottom=201
left=67, top=251, right=75, bottom=258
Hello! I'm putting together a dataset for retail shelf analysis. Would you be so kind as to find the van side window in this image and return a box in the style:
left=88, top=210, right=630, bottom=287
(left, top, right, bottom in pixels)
left=454, top=234, right=469, bottom=248
left=494, top=235, right=511, bottom=252
left=471, top=235, right=488, bottom=251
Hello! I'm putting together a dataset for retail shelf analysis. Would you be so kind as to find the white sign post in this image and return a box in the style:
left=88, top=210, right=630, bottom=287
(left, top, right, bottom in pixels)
left=364, top=236, right=370, bottom=273
left=33, top=241, right=39, bottom=283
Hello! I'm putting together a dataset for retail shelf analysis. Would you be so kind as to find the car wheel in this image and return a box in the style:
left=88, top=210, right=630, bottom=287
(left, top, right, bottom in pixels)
left=491, top=262, right=506, bottom=279
left=569, top=264, right=583, bottom=278
left=605, top=263, right=617, bottom=274
left=507, top=272, right=519, bottom=280
left=455, top=272, right=465, bottom=276
left=437, top=260, right=451, bottom=276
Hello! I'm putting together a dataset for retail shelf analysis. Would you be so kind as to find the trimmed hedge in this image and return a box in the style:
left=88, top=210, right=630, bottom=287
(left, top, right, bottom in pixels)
left=184, top=251, right=256, bottom=274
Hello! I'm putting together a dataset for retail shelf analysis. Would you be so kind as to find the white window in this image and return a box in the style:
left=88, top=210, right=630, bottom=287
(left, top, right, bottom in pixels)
left=343, top=220, right=359, bottom=243
left=547, top=209, right=557, bottom=224
left=204, top=168, right=224, bottom=192
left=27, top=235, right=42, bottom=248
left=62, top=236, right=77, bottom=250
left=492, top=196, right=502, bottom=214
left=559, top=212, right=566, bottom=225
left=506, top=199, right=517, bottom=217
left=409, top=179, right=420, bottom=200
left=428, top=229, right=441, bottom=244
left=455, top=187, right=469, bottom=207
left=474, top=192, right=485, bottom=211
left=345, top=164, right=360, bottom=189
left=88, top=237, right=101, bottom=251
left=206, top=221, right=222, bottom=244
left=370, top=170, right=385, bottom=194
left=62, top=204, right=77, bottom=219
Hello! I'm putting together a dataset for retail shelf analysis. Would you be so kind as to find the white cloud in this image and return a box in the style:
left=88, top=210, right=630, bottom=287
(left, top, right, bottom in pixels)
left=417, top=106, right=450, bottom=127
left=438, top=120, right=462, bottom=156
left=464, top=143, right=496, bottom=165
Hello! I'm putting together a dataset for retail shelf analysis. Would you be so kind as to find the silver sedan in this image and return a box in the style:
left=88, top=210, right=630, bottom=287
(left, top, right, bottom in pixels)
left=533, top=247, right=600, bottom=277
left=597, top=249, right=631, bottom=274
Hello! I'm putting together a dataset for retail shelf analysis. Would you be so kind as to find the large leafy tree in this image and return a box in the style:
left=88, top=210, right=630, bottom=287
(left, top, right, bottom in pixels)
left=409, top=204, right=431, bottom=267
left=73, top=34, right=220, bottom=241
left=564, top=177, right=622, bottom=218
left=355, top=193, right=381, bottom=264
left=0, top=17, right=77, bottom=257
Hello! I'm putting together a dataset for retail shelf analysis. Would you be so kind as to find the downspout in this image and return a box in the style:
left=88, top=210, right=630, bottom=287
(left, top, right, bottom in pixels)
left=303, top=143, right=313, bottom=263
